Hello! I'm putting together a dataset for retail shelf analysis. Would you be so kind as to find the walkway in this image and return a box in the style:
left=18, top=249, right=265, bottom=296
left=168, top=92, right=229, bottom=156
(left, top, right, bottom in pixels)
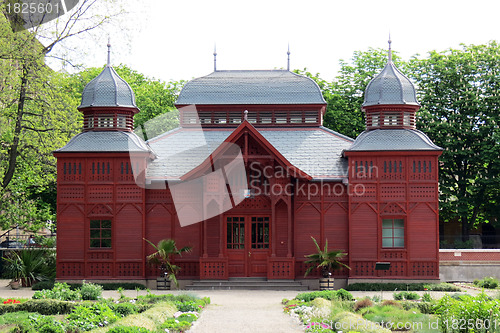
left=187, top=290, right=305, bottom=333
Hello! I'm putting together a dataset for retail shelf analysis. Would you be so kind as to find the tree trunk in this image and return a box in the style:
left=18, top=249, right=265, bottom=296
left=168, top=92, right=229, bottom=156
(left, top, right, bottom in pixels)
left=2, top=65, right=28, bottom=189
left=461, top=216, right=470, bottom=242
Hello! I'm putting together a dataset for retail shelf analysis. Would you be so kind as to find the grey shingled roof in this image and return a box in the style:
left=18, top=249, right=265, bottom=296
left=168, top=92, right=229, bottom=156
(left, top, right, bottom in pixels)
left=175, top=70, right=326, bottom=105
left=146, top=126, right=353, bottom=180
left=55, top=131, right=152, bottom=153
left=79, top=66, right=137, bottom=109
left=363, top=61, right=419, bottom=107
left=346, top=129, right=442, bottom=151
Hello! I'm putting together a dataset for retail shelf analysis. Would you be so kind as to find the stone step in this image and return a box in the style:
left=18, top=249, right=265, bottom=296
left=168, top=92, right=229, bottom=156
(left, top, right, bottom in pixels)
left=185, top=278, right=309, bottom=290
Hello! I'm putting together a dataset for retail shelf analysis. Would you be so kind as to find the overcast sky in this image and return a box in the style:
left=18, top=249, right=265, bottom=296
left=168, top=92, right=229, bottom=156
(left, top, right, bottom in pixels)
left=76, top=0, right=500, bottom=82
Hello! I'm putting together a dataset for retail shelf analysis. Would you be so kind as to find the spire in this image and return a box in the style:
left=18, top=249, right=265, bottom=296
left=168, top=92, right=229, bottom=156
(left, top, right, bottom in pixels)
left=213, top=43, right=217, bottom=71
left=388, top=33, right=392, bottom=63
left=107, top=37, right=111, bottom=67
left=287, top=44, right=291, bottom=71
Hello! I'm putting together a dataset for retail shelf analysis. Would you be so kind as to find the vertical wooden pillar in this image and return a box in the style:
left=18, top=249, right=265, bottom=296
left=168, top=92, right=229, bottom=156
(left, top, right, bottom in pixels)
left=219, top=214, right=225, bottom=257
left=287, top=195, right=292, bottom=257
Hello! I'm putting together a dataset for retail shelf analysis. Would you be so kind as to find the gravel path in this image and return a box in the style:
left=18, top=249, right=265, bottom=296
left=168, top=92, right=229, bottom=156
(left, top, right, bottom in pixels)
left=187, top=290, right=305, bottom=333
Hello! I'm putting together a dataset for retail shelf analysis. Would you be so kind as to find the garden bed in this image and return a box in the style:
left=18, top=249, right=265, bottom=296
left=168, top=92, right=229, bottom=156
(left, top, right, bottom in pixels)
left=0, top=282, right=209, bottom=333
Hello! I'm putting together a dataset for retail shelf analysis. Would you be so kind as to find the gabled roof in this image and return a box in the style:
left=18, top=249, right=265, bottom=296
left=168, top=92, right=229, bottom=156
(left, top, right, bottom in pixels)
left=175, top=70, right=326, bottom=105
left=54, top=131, right=152, bottom=153
left=146, top=126, right=353, bottom=180
left=345, top=129, right=442, bottom=151
left=181, top=121, right=312, bottom=181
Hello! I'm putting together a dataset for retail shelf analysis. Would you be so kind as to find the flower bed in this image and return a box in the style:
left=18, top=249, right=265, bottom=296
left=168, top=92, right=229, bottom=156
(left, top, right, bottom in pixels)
left=0, top=283, right=209, bottom=333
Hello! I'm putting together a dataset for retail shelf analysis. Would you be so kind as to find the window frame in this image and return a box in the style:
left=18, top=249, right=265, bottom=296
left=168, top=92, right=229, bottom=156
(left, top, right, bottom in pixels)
left=89, top=219, right=112, bottom=249
left=381, top=217, right=405, bottom=249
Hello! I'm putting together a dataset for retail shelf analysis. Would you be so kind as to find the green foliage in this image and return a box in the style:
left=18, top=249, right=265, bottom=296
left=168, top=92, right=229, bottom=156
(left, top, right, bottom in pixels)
left=144, top=238, right=192, bottom=287
left=346, top=282, right=460, bottom=292
left=31, top=280, right=55, bottom=290
left=295, top=289, right=353, bottom=302
left=381, top=300, right=402, bottom=309
left=473, top=276, right=499, bottom=289
left=0, top=299, right=76, bottom=315
left=13, top=313, right=66, bottom=333
left=304, top=236, right=349, bottom=277
left=177, top=312, right=198, bottom=323
left=393, top=291, right=420, bottom=301
left=107, top=326, right=152, bottom=333
left=333, top=311, right=391, bottom=333
left=435, top=293, right=500, bottom=332
left=422, top=292, right=433, bottom=302
left=80, top=281, right=103, bottom=300
left=410, top=42, right=500, bottom=238
left=158, top=318, right=191, bottom=333
left=66, top=302, right=119, bottom=331
left=32, top=282, right=82, bottom=301
left=3, top=249, right=52, bottom=285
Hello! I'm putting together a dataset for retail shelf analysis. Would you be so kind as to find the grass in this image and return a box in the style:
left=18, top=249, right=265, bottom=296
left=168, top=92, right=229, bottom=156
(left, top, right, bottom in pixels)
left=0, top=311, right=37, bottom=332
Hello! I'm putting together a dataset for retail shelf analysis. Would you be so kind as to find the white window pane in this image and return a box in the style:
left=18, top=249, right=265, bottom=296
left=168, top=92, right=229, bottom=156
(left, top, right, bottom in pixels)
left=394, top=238, right=405, bottom=248
left=382, top=229, right=393, bottom=237
left=382, top=238, right=392, bottom=248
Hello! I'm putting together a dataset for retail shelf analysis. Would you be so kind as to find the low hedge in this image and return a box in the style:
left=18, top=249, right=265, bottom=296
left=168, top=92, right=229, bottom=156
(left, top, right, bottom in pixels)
left=295, top=289, right=353, bottom=302
left=345, top=282, right=460, bottom=292
left=0, top=299, right=79, bottom=315
left=66, top=282, right=147, bottom=290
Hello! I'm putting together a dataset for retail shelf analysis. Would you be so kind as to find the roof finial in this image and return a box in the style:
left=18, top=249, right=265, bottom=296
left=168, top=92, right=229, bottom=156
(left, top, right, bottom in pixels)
left=287, top=43, right=291, bottom=71
left=244, top=110, right=248, bottom=121
left=388, top=33, right=392, bottom=63
left=107, top=37, right=111, bottom=67
left=213, top=43, right=217, bottom=71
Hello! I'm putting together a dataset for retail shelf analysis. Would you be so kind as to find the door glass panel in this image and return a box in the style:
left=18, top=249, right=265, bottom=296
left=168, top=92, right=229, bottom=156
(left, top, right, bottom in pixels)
left=251, top=217, right=269, bottom=249
left=227, top=217, right=245, bottom=249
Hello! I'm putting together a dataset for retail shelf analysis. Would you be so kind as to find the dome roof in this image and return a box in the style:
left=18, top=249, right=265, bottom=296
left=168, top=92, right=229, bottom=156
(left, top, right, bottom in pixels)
left=363, top=61, right=419, bottom=107
left=79, top=66, right=137, bottom=109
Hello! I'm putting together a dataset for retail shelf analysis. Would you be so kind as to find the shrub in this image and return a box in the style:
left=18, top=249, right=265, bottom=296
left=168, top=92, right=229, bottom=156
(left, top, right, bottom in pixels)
left=177, top=313, right=198, bottom=323
left=295, top=289, right=353, bottom=302
left=159, top=318, right=191, bottom=333
left=354, top=298, right=373, bottom=311
left=66, top=302, right=120, bottom=331
left=381, top=300, right=402, bottom=309
left=32, top=283, right=82, bottom=301
left=14, top=314, right=66, bottom=333
left=107, top=326, right=152, bottom=333
left=393, top=291, right=420, bottom=301
left=346, top=282, right=461, bottom=292
left=422, top=292, right=432, bottom=302
left=0, top=299, right=77, bottom=315
left=110, top=302, right=142, bottom=317
left=80, top=282, right=103, bottom=300
left=417, top=301, right=435, bottom=314
left=424, top=282, right=461, bottom=292
left=31, top=280, right=55, bottom=291
left=474, top=276, right=499, bottom=289
left=333, top=311, right=391, bottom=333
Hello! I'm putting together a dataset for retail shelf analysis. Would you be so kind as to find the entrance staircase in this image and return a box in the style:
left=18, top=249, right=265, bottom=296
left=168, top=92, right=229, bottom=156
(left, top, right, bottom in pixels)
left=185, top=277, right=308, bottom=290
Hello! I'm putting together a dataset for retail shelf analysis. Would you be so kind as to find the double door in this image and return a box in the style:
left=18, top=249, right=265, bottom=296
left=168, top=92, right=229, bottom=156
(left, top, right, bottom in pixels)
left=226, top=215, right=270, bottom=277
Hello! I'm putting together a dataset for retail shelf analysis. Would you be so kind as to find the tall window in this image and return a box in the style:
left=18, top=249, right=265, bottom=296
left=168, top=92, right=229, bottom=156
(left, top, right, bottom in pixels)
left=90, top=219, right=112, bottom=248
left=382, top=218, right=404, bottom=248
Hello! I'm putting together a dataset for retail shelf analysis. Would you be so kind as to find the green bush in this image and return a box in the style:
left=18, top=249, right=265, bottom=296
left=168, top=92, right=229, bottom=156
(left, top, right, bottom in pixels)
left=177, top=313, right=198, bottom=323
left=32, top=282, right=82, bottom=301
left=346, top=282, right=460, bottom=292
left=295, top=289, right=353, bottom=302
left=13, top=314, right=66, bottom=333
left=474, top=276, right=499, bottom=289
left=435, top=293, right=500, bottom=332
left=0, top=299, right=77, bottom=315
left=422, top=292, right=432, bottom=302
left=393, top=291, right=420, bottom=301
left=159, top=318, right=191, bottom=333
left=110, top=302, right=142, bottom=317
left=107, top=325, right=152, bottom=333
left=354, top=298, right=374, bottom=311
left=80, top=282, right=103, bottom=300
left=66, top=302, right=119, bottom=331
left=31, top=280, right=55, bottom=291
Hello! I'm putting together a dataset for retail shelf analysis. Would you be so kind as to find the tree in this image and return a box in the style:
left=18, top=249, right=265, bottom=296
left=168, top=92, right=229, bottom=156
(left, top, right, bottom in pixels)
left=65, top=64, right=185, bottom=139
left=295, top=48, right=404, bottom=139
left=409, top=42, right=500, bottom=241
left=0, top=0, right=119, bottom=231
left=304, top=237, right=349, bottom=278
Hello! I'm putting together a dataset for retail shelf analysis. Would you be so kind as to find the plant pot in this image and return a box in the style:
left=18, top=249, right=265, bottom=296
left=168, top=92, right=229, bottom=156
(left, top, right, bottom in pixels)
left=10, top=280, right=20, bottom=290
left=156, top=277, right=170, bottom=290
left=319, top=277, right=334, bottom=290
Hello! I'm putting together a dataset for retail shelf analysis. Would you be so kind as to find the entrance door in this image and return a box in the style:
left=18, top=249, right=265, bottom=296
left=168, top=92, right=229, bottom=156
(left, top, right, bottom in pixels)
left=226, top=216, right=270, bottom=277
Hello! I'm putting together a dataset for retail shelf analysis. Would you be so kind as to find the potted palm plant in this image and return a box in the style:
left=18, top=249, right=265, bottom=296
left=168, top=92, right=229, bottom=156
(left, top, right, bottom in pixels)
left=304, top=237, right=350, bottom=290
left=144, top=238, right=192, bottom=290
left=4, top=249, right=47, bottom=288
